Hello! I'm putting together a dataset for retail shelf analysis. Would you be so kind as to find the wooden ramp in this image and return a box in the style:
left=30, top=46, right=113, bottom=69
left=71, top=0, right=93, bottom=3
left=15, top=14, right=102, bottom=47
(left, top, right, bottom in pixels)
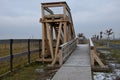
left=52, top=44, right=92, bottom=80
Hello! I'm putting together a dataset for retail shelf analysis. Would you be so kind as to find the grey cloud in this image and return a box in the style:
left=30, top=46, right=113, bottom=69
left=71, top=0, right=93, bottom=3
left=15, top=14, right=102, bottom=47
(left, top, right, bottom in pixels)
left=0, top=0, right=120, bottom=39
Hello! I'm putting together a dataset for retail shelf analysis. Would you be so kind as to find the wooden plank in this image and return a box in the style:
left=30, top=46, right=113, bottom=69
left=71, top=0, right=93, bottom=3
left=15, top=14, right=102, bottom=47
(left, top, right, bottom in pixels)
left=44, top=14, right=64, bottom=18
left=67, top=24, right=70, bottom=40
left=41, top=2, right=70, bottom=12
left=92, top=67, right=110, bottom=72
left=44, top=24, right=50, bottom=58
left=90, top=50, right=95, bottom=67
left=42, top=4, right=64, bottom=8
left=41, top=20, right=69, bottom=23
left=52, top=44, right=92, bottom=80
left=54, top=27, right=58, bottom=40
left=44, top=7, right=53, bottom=14
left=92, top=50, right=106, bottom=67
left=51, top=26, right=53, bottom=41
left=52, top=22, right=62, bottom=65
left=89, top=38, right=106, bottom=68
left=42, top=23, right=45, bottom=61
left=46, top=23, right=54, bottom=60
left=36, top=58, right=53, bottom=62
left=64, top=22, right=67, bottom=43
left=63, top=5, right=66, bottom=19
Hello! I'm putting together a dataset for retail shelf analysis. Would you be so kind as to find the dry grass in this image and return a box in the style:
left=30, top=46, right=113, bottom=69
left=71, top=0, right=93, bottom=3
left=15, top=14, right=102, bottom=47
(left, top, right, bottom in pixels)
left=0, top=62, right=57, bottom=80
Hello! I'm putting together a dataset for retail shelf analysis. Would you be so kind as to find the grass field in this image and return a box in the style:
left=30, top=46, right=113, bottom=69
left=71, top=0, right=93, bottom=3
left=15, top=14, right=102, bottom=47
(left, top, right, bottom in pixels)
left=110, top=49, right=120, bottom=63
left=109, top=40, right=120, bottom=44
left=0, top=62, right=43, bottom=80
left=0, top=41, right=40, bottom=57
left=0, top=62, right=57, bottom=80
left=94, top=40, right=120, bottom=63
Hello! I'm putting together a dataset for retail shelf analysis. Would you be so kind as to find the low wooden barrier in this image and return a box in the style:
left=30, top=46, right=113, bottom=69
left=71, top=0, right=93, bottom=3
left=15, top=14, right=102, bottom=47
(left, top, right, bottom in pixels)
left=89, top=38, right=110, bottom=72
left=57, top=38, right=77, bottom=65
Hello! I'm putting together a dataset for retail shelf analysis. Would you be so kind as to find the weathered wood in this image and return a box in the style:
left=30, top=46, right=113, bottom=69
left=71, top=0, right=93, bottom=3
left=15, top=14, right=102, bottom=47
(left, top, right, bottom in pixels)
left=89, top=38, right=106, bottom=68
left=36, top=58, right=53, bottom=62
left=64, top=22, right=67, bottom=43
left=41, top=23, right=45, bottom=61
left=44, top=14, right=64, bottom=19
left=44, top=7, right=53, bottom=14
left=41, top=2, right=70, bottom=11
left=52, top=44, right=92, bottom=80
left=46, top=23, right=54, bottom=60
left=40, top=2, right=75, bottom=65
left=92, top=67, right=110, bottom=72
left=52, top=22, right=62, bottom=65
left=40, top=19, right=70, bottom=23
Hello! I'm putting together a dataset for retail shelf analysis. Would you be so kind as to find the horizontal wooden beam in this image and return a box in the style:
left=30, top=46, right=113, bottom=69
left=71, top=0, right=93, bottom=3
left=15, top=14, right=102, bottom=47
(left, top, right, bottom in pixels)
left=44, top=14, right=64, bottom=18
left=92, top=67, right=110, bottom=72
left=36, top=58, right=53, bottom=62
left=44, top=7, right=54, bottom=14
left=41, top=2, right=70, bottom=13
left=41, top=20, right=70, bottom=23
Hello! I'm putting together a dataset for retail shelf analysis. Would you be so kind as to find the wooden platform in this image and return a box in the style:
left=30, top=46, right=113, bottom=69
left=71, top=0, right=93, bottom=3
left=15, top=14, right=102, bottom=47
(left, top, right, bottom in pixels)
left=52, top=44, right=92, bottom=80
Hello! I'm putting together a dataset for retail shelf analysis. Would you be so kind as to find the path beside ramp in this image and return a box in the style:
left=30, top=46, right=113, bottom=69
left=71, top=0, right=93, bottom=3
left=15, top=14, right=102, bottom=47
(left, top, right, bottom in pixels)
left=52, top=44, right=92, bottom=80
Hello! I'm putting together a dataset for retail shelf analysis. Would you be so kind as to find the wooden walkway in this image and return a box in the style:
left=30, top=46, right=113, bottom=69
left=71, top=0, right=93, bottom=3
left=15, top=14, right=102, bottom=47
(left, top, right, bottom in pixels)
left=52, top=44, right=92, bottom=80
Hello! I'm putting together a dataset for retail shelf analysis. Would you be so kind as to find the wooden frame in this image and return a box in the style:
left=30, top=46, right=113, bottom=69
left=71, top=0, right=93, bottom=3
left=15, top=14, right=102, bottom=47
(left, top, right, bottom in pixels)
left=39, top=2, right=75, bottom=64
left=89, top=38, right=106, bottom=68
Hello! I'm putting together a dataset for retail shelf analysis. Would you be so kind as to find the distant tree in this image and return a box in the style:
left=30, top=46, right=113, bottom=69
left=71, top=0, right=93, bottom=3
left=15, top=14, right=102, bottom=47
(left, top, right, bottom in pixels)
left=100, top=31, right=103, bottom=39
left=104, top=28, right=113, bottom=47
left=77, top=33, right=83, bottom=37
left=104, top=29, right=113, bottom=40
left=97, top=35, right=99, bottom=40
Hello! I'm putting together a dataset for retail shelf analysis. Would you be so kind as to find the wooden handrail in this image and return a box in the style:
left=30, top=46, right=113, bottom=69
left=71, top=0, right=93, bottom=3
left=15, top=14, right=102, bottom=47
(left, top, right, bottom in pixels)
left=89, top=38, right=94, bottom=49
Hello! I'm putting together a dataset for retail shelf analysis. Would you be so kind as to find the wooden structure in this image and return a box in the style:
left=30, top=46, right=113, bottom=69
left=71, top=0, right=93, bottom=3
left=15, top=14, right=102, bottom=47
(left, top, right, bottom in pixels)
left=52, top=44, right=92, bottom=80
left=39, top=2, right=75, bottom=65
left=89, top=38, right=109, bottom=71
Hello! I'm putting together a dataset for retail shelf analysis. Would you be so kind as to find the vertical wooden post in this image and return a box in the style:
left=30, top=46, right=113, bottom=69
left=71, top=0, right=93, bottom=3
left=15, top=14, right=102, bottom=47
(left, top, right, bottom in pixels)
left=39, top=40, right=41, bottom=58
left=51, top=26, right=53, bottom=42
left=64, top=22, right=67, bottom=43
left=28, top=39, right=30, bottom=64
left=54, top=26, right=58, bottom=40
left=58, top=49, right=63, bottom=65
left=10, top=39, right=13, bottom=72
left=42, top=23, right=45, bottom=61
left=69, top=24, right=72, bottom=40
left=90, top=50, right=94, bottom=67
left=52, top=22, right=62, bottom=65
left=46, top=23, right=54, bottom=60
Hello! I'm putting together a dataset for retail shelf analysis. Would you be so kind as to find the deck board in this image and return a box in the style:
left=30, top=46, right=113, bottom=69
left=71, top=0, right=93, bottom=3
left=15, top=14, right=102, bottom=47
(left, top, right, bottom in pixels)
left=52, top=44, right=92, bottom=80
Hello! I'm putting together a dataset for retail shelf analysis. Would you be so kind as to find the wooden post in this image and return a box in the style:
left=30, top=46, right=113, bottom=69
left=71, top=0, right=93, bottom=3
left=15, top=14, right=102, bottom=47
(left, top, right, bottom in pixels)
left=10, top=39, right=13, bottom=72
left=42, top=23, right=45, bottom=61
left=52, top=22, right=62, bottom=65
left=64, top=22, right=67, bottom=43
left=28, top=39, right=30, bottom=64
left=46, top=23, right=54, bottom=60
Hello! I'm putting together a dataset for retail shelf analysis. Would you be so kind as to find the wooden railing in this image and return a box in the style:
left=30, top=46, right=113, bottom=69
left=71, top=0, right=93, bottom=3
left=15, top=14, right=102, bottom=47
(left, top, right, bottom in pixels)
left=89, top=38, right=94, bottom=49
left=58, top=38, right=77, bottom=65
left=89, top=38, right=106, bottom=68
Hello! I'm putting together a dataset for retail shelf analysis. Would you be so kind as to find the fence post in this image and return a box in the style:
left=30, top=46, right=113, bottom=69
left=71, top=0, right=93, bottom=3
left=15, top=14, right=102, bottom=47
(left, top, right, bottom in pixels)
left=59, top=47, right=63, bottom=65
left=28, top=39, right=30, bottom=64
left=39, top=40, right=41, bottom=58
left=10, top=39, right=13, bottom=72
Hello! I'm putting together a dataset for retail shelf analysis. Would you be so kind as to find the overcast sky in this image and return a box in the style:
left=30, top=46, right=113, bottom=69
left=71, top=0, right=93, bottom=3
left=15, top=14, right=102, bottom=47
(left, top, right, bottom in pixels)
left=0, top=0, right=120, bottom=39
